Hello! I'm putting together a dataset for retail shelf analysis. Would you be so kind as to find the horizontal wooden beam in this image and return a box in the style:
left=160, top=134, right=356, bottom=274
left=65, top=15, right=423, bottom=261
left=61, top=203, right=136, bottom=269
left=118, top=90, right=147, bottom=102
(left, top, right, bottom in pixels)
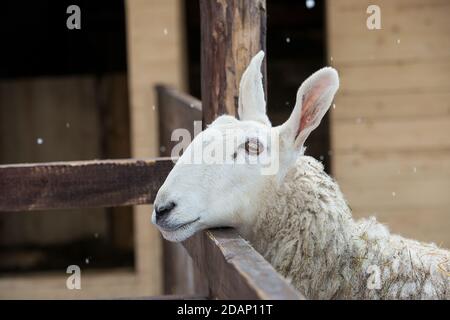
left=183, top=228, right=304, bottom=300
left=0, top=158, right=174, bottom=212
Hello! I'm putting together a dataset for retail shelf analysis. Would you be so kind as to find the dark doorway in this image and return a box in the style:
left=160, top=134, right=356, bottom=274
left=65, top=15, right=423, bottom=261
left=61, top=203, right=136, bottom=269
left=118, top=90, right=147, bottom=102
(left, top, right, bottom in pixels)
left=0, top=0, right=134, bottom=273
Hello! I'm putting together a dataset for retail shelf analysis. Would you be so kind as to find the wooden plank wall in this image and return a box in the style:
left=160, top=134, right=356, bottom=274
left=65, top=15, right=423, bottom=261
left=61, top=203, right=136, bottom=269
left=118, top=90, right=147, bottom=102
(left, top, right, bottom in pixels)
left=125, top=0, right=186, bottom=296
left=0, top=75, right=116, bottom=246
left=327, top=0, right=450, bottom=247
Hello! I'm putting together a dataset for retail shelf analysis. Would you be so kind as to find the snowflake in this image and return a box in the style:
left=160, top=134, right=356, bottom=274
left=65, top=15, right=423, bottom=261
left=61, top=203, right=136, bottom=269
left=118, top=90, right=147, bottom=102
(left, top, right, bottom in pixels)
left=306, top=0, right=315, bottom=9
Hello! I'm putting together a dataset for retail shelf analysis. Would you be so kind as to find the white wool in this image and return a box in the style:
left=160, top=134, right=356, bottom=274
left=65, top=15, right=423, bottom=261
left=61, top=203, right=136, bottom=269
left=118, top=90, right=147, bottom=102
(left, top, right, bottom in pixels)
left=153, top=51, right=449, bottom=299
left=246, top=156, right=450, bottom=299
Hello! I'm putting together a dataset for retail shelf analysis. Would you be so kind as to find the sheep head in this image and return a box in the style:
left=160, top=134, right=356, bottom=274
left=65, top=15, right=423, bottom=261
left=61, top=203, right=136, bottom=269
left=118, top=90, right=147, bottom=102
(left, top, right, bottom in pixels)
left=152, top=51, right=339, bottom=242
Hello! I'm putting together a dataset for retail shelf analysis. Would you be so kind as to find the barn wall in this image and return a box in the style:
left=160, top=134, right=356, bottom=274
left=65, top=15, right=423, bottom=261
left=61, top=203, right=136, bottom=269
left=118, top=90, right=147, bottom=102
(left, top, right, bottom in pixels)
left=0, top=74, right=129, bottom=246
left=327, top=0, right=450, bottom=247
left=125, top=0, right=187, bottom=295
left=0, top=0, right=187, bottom=298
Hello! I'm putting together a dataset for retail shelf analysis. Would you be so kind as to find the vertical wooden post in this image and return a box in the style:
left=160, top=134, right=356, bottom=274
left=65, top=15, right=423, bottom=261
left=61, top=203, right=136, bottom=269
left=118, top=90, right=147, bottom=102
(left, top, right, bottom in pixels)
left=200, top=0, right=267, bottom=124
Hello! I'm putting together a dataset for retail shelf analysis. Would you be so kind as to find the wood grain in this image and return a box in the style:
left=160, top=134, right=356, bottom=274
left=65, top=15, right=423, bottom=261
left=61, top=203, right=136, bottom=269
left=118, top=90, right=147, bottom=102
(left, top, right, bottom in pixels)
left=0, top=158, right=173, bottom=212
left=332, top=116, right=450, bottom=152
left=0, top=75, right=110, bottom=246
left=332, top=91, right=450, bottom=121
left=156, top=85, right=202, bottom=157
left=183, top=229, right=304, bottom=300
left=183, top=0, right=303, bottom=300
left=327, top=0, right=450, bottom=248
left=200, top=0, right=267, bottom=124
left=327, top=0, right=450, bottom=63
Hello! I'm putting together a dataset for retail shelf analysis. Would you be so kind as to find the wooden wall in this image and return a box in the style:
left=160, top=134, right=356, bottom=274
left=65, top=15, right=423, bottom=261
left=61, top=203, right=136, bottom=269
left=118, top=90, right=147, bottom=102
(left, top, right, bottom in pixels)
left=0, top=74, right=133, bottom=275
left=327, top=0, right=450, bottom=247
left=0, top=75, right=124, bottom=246
left=125, top=0, right=186, bottom=296
left=0, top=0, right=186, bottom=298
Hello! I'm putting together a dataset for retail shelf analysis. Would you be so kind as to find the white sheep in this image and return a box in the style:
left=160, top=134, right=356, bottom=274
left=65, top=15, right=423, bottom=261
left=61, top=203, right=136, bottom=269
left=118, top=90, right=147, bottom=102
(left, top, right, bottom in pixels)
left=152, top=51, right=450, bottom=299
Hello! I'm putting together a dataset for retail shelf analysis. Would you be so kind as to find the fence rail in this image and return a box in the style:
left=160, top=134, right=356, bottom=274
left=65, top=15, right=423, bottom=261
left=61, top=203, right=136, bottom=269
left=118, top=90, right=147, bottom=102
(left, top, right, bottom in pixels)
left=0, top=158, right=173, bottom=211
left=184, top=229, right=304, bottom=299
left=156, top=84, right=304, bottom=299
left=0, top=153, right=303, bottom=299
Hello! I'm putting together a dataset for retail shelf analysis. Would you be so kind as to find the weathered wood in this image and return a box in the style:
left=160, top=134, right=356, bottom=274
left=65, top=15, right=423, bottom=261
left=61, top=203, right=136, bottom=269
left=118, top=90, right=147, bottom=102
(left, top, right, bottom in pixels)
left=200, top=0, right=267, bottom=123
left=183, top=229, right=304, bottom=300
left=182, top=0, right=303, bottom=300
left=98, top=74, right=134, bottom=251
left=156, top=85, right=202, bottom=158
left=0, top=158, right=173, bottom=212
left=157, top=85, right=209, bottom=296
left=0, top=75, right=112, bottom=247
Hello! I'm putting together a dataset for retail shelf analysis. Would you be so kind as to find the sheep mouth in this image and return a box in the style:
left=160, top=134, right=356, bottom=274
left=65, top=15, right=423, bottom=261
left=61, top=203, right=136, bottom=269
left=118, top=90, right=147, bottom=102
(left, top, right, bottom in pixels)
left=159, top=218, right=200, bottom=233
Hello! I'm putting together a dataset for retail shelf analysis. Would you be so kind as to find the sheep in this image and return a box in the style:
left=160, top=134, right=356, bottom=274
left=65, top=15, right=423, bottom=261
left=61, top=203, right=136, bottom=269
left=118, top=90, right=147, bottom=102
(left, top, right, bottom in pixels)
left=152, top=51, right=450, bottom=299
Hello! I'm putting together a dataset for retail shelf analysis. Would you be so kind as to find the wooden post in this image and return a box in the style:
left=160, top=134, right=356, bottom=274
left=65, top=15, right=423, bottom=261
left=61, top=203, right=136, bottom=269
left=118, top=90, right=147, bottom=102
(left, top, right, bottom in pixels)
left=200, top=0, right=267, bottom=124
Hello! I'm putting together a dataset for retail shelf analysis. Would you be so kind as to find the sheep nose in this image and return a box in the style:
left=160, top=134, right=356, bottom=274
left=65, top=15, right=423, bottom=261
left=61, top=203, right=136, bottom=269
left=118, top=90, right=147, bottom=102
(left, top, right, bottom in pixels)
left=155, top=201, right=176, bottom=221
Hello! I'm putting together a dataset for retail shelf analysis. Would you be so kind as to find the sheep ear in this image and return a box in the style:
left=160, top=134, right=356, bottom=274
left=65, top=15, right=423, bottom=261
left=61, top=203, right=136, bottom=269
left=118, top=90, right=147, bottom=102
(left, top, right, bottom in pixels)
left=279, top=67, right=339, bottom=152
left=238, top=51, right=271, bottom=126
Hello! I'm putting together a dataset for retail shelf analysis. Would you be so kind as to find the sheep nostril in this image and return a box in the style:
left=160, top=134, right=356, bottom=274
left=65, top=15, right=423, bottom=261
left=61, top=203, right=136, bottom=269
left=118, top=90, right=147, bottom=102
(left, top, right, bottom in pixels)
left=155, top=201, right=176, bottom=220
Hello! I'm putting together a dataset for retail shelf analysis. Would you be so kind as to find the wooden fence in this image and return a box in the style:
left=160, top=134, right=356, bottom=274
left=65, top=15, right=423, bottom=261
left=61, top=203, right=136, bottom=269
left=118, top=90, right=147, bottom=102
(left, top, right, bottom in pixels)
left=0, top=140, right=302, bottom=300
left=0, top=0, right=304, bottom=299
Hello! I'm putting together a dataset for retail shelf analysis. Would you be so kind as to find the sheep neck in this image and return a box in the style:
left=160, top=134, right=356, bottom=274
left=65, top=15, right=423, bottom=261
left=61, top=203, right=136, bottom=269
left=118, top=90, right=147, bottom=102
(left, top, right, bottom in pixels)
left=245, top=156, right=353, bottom=298
left=246, top=156, right=450, bottom=299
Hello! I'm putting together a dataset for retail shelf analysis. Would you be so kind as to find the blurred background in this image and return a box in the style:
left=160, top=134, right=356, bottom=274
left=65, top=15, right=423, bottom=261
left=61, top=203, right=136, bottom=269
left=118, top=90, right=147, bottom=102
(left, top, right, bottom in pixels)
left=0, top=0, right=449, bottom=298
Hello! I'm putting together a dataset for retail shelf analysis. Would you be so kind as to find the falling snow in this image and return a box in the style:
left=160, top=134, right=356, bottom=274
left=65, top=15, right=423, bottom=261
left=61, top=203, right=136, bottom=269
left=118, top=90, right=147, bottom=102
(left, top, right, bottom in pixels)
left=85, top=258, right=90, bottom=264
left=397, top=39, right=401, bottom=44
left=392, top=192, right=396, bottom=197
left=66, top=122, right=70, bottom=128
left=286, top=37, right=291, bottom=43
left=37, top=138, right=44, bottom=145
left=163, top=28, right=168, bottom=35
left=306, top=0, right=315, bottom=9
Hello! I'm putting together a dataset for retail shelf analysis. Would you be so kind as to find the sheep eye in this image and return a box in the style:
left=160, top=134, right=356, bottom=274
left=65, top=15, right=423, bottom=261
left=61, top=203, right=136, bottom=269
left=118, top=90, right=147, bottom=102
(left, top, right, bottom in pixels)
left=244, top=138, right=264, bottom=155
